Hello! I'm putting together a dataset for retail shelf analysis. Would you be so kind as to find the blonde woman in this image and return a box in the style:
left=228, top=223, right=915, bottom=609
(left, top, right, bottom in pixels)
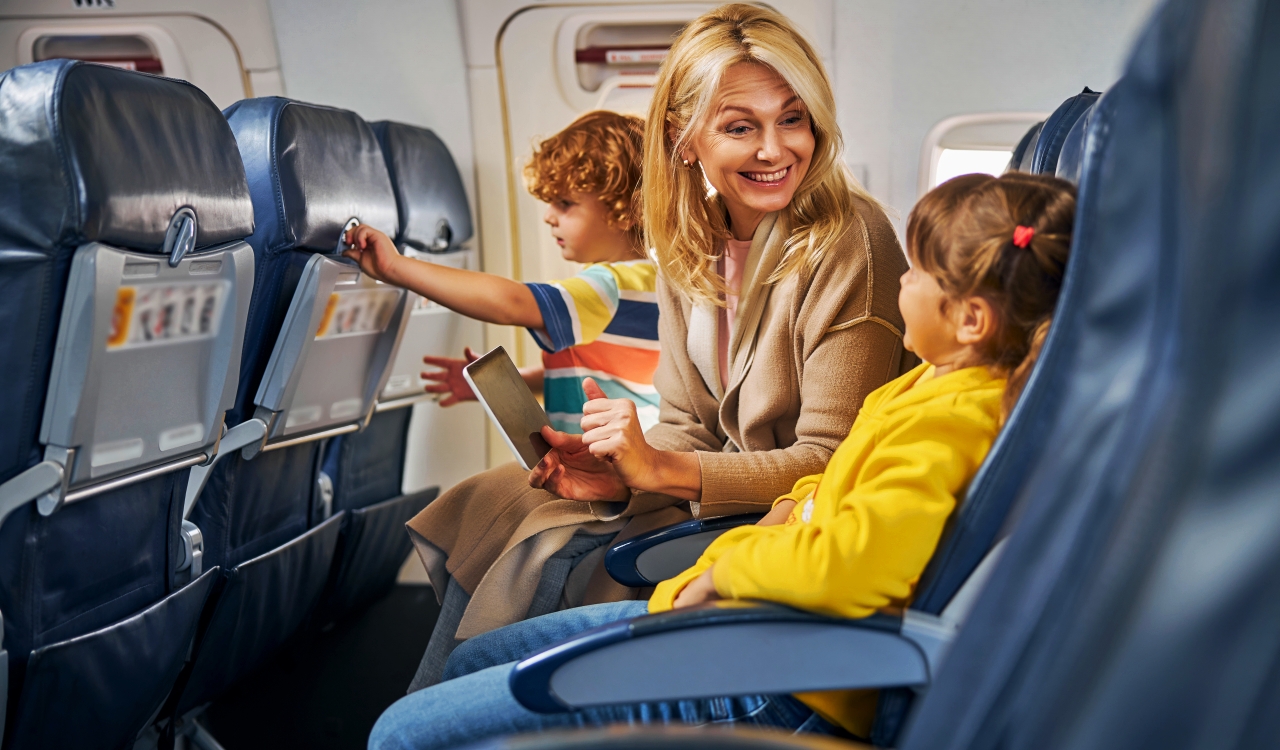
left=402, top=3, right=912, bottom=694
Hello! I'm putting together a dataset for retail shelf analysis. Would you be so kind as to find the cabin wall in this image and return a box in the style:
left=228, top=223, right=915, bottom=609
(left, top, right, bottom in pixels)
left=833, top=0, right=1161, bottom=226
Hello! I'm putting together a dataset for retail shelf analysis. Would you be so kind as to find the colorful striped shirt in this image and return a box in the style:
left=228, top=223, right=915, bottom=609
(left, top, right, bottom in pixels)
left=526, top=259, right=660, bottom=434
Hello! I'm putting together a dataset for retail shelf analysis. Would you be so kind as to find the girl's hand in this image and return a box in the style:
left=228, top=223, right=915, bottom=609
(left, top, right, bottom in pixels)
left=529, top=427, right=630, bottom=502
left=757, top=499, right=797, bottom=526
left=343, top=224, right=403, bottom=284
left=673, top=567, right=722, bottom=609
left=422, top=347, right=480, bottom=407
left=579, top=378, right=663, bottom=489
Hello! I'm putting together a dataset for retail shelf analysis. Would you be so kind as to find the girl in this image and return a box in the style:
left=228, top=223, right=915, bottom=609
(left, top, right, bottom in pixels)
left=369, top=172, right=1078, bottom=749
left=401, top=3, right=912, bottom=690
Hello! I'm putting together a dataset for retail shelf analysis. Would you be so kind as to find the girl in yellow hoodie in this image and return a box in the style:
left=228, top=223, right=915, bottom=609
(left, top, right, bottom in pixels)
left=370, top=172, right=1079, bottom=750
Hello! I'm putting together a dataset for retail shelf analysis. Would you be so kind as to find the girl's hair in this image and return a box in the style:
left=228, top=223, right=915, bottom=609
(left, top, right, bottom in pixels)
left=907, top=172, right=1076, bottom=419
left=524, top=110, right=645, bottom=248
left=642, top=3, right=874, bottom=305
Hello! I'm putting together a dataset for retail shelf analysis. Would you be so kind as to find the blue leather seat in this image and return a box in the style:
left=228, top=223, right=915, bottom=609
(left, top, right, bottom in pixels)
left=0, top=60, right=254, bottom=749
left=174, top=97, right=405, bottom=718
left=318, top=120, right=473, bottom=620
left=1009, top=88, right=1100, bottom=178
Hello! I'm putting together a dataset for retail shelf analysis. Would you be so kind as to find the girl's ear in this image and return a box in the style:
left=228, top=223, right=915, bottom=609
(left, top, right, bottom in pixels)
left=953, top=295, right=996, bottom=347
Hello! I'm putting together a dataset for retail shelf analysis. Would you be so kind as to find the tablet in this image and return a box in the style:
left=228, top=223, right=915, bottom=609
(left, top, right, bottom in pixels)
left=463, top=346, right=553, bottom=469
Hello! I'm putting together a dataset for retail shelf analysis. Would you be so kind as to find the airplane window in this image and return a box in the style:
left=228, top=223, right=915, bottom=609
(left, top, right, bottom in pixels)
left=933, top=148, right=1014, bottom=187
left=919, top=113, right=1047, bottom=196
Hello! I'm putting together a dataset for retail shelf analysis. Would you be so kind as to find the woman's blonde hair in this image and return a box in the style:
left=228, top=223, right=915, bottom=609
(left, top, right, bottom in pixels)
left=643, top=3, right=873, bottom=305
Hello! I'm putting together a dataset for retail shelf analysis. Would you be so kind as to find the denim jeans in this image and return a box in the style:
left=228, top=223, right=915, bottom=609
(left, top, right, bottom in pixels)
left=370, top=602, right=844, bottom=750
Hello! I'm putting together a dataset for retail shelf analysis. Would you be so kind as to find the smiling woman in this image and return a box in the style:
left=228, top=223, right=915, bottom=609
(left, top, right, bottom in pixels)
left=399, top=2, right=915, bottom=696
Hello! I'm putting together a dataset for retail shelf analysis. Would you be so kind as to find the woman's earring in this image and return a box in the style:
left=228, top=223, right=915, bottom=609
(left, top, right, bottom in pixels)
left=681, top=158, right=691, bottom=167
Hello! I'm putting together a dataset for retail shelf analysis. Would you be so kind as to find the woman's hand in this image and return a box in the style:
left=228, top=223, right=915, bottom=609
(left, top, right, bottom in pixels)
left=673, top=567, right=722, bottom=609
left=529, top=427, right=630, bottom=502
left=579, top=378, right=665, bottom=485
left=756, top=499, right=797, bottom=526
left=421, top=347, right=479, bottom=406
left=343, top=224, right=404, bottom=284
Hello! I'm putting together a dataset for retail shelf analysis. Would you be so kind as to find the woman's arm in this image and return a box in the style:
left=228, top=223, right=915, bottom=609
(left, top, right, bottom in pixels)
left=345, top=224, right=544, bottom=328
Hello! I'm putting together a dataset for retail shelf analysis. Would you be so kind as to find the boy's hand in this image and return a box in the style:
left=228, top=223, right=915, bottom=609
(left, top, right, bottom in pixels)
left=529, top=427, right=630, bottom=502
left=422, top=347, right=480, bottom=407
left=673, top=567, right=722, bottom=609
left=343, top=224, right=403, bottom=284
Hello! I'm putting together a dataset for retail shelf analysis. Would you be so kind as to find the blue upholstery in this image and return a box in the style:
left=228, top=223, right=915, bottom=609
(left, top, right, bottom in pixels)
left=176, top=98, right=400, bottom=714
left=1006, top=122, right=1043, bottom=174
left=371, top=120, right=473, bottom=253
left=1054, top=100, right=1098, bottom=185
left=0, top=60, right=249, bottom=749
left=1028, top=88, right=1101, bottom=176
left=901, top=0, right=1271, bottom=746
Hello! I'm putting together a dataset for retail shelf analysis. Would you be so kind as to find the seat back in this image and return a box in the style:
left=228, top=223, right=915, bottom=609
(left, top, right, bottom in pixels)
left=174, top=98, right=403, bottom=714
left=899, top=0, right=1260, bottom=745
left=1006, top=121, right=1044, bottom=173
left=868, top=87, right=1112, bottom=745
left=311, top=121, right=471, bottom=620
left=1027, top=88, right=1101, bottom=175
left=0, top=59, right=253, bottom=749
left=222, top=97, right=406, bottom=442
left=370, top=119, right=474, bottom=407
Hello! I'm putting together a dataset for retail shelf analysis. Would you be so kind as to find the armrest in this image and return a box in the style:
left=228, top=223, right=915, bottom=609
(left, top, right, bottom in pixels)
left=509, top=601, right=930, bottom=714
left=604, top=514, right=764, bottom=587
left=461, top=726, right=867, bottom=750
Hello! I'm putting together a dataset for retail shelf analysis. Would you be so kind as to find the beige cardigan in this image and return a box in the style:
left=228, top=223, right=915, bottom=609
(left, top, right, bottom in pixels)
left=406, top=196, right=913, bottom=637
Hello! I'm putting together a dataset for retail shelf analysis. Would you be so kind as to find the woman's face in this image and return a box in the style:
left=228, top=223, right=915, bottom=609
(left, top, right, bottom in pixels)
left=683, top=63, right=816, bottom=239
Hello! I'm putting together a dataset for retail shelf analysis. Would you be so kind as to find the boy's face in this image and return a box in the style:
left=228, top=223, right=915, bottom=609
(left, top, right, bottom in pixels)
left=543, top=191, right=636, bottom=264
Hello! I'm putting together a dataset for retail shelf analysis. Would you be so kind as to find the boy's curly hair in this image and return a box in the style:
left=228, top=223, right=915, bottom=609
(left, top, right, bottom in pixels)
left=524, top=110, right=645, bottom=248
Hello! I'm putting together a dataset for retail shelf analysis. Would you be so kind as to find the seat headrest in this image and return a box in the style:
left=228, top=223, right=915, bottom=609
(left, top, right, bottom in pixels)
left=1007, top=121, right=1044, bottom=173
left=1054, top=99, right=1099, bottom=185
left=223, top=97, right=398, bottom=254
left=0, top=59, right=254, bottom=253
left=371, top=121, right=472, bottom=253
left=1029, top=87, right=1102, bottom=175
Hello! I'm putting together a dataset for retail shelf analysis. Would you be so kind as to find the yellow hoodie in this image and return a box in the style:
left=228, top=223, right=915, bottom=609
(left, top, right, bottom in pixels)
left=648, top=363, right=1005, bottom=737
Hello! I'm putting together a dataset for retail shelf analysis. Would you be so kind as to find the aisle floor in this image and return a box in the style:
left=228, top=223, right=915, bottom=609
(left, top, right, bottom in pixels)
left=205, top=584, right=440, bottom=749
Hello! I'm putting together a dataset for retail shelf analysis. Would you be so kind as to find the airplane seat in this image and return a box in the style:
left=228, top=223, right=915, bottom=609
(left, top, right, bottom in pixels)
left=173, top=97, right=406, bottom=718
left=1017, top=88, right=1101, bottom=177
left=318, top=120, right=472, bottom=620
left=0, top=59, right=255, bottom=748
left=1053, top=97, right=1100, bottom=185
left=1006, top=121, right=1044, bottom=174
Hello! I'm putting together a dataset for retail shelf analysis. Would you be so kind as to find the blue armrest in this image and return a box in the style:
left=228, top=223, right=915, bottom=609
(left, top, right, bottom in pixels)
left=460, top=726, right=864, bottom=750
left=604, top=514, right=764, bottom=587
left=509, top=601, right=933, bottom=714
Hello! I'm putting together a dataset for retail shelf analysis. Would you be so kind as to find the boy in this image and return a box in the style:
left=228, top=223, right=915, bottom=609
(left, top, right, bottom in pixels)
left=343, top=110, right=657, bottom=433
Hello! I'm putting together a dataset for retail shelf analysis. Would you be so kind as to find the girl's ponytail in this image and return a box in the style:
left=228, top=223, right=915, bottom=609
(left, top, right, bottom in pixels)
left=1004, top=316, right=1051, bottom=419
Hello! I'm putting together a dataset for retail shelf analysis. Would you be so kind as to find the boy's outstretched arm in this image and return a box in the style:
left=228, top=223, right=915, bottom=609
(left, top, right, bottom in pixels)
left=344, top=224, right=544, bottom=329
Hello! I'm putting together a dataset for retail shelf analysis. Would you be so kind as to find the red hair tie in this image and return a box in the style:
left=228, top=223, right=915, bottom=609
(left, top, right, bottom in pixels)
left=1013, top=225, right=1035, bottom=248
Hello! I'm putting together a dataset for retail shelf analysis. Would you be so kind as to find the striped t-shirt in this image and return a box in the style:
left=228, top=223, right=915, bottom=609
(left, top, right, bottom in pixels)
left=526, top=259, right=660, bottom=434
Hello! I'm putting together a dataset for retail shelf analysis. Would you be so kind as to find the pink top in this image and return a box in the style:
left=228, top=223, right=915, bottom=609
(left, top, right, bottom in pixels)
left=717, top=238, right=752, bottom=390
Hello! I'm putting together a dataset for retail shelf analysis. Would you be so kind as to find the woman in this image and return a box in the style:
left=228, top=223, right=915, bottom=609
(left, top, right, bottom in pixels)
left=404, top=3, right=912, bottom=690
